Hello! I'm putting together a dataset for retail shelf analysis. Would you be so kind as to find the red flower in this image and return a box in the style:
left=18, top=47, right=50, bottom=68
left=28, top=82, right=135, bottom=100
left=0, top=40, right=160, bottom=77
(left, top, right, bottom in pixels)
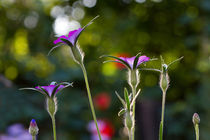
left=88, top=119, right=115, bottom=139
left=93, top=93, right=111, bottom=110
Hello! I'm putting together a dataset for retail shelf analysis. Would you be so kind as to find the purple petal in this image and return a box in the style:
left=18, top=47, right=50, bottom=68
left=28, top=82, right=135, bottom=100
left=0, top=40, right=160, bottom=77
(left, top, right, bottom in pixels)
left=53, top=35, right=68, bottom=44
left=119, top=56, right=135, bottom=69
left=68, top=28, right=83, bottom=46
left=137, top=56, right=150, bottom=67
left=35, top=85, right=56, bottom=97
left=55, top=85, right=65, bottom=94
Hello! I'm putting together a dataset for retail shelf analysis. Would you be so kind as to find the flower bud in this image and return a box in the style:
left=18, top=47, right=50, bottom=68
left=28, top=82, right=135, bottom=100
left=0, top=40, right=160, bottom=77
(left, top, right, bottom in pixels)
left=29, top=119, right=39, bottom=136
left=69, top=44, right=84, bottom=65
left=192, top=113, right=200, bottom=125
left=128, top=69, right=140, bottom=88
left=159, top=66, right=169, bottom=93
left=124, top=112, right=133, bottom=131
left=46, top=97, right=57, bottom=117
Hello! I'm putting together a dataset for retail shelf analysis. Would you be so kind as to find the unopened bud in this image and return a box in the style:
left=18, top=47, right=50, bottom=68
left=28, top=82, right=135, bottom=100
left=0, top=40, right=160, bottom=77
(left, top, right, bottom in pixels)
left=29, top=119, right=39, bottom=136
left=124, top=112, right=133, bottom=131
left=159, top=69, right=169, bottom=93
left=46, top=97, right=57, bottom=117
left=192, top=113, right=200, bottom=125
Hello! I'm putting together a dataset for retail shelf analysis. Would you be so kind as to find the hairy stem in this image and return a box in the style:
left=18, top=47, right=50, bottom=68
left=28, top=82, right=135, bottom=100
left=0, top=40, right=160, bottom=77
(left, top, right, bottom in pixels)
left=194, top=124, right=199, bottom=140
left=32, top=136, right=36, bottom=140
left=159, top=91, right=166, bottom=140
left=80, top=63, right=102, bottom=140
left=131, top=86, right=136, bottom=140
left=51, top=116, right=57, bottom=140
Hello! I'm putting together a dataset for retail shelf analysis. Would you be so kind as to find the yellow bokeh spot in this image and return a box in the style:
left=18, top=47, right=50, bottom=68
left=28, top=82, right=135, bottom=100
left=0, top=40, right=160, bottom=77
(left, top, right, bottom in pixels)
left=13, top=29, right=29, bottom=60
left=5, top=66, right=18, bottom=80
left=102, top=63, right=117, bottom=76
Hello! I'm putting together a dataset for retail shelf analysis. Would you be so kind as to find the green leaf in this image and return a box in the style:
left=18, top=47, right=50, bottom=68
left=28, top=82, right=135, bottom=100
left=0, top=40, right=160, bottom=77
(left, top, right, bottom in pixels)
left=130, top=89, right=141, bottom=109
left=159, top=121, right=163, bottom=140
left=124, top=88, right=130, bottom=111
left=115, top=91, right=126, bottom=107
left=118, top=108, right=126, bottom=116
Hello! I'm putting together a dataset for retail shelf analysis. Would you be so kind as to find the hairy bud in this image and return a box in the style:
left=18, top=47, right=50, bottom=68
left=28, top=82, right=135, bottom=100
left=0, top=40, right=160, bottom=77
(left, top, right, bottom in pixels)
left=29, top=119, right=39, bottom=136
left=69, top=44, right=84, bottom=65
left=192, top=113, right=200, bottom=125
left=46, top=97, right=57, bottom=117
left=128, top=69, right=140, bottom=88
left=124, top=112, right=133, bottom=131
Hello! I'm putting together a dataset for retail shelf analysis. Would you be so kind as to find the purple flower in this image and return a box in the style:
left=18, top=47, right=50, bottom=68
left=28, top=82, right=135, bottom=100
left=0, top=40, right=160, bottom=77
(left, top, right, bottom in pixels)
left=52, top=16, right=99, bottom=48
left=101, top=53, right=150, bottom=70
left=119, top=55, right=150, bottom=69
left=20, top=82, right=73, bottom=98
left=30, top=119, right=37, bottom=128
left=53, top=28, right=83, bottom=47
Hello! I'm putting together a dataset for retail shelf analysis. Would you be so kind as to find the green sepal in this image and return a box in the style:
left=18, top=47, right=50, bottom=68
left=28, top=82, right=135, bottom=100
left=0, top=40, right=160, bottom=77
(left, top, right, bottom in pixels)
left=118, top=108, right=126, bottom=116
left=115, top=91, right=126, bottom=108
left=124, top=88, right=130, bottom=111
left=133, top=52, right=141, bottom=69
left=39, top=86, right=50, bottom=98
left=60, top=38, right=73, bottom=47
left=100, top=55, right=131, bottom=69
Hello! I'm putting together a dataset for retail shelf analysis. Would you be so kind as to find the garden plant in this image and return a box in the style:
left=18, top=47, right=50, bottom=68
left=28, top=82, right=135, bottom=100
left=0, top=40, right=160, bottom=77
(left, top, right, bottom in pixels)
left=13, top=16, right=201, bottom=140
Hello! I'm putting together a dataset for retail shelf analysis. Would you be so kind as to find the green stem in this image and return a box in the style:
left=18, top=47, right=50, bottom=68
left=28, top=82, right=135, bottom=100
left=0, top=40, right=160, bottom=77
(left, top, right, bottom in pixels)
left=194, top=124, right=199, bottom=140
left=32, top=136, right=36, bottom=140
left=80, top=63, right=102, bottom=140
left=128, top=130, right=133, bottom=140
left=131, top=86, right=136, bottom=140
left=51, top=116, right=57, bottom=140
left=159, top=91, right=166, bottom=140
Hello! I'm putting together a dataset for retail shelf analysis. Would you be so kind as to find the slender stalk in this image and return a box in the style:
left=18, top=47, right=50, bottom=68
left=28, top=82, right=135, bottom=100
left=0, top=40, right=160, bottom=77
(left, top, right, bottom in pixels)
left=51, top=116, right=57, bottom=140
left=32, top=136, right=36, bottom=140
left=194, top=124, right=199, bottom=140
left=159, top=91, right=166, bottom=140
left=80, top=63, right=102, bottom=140
left=131, top=86, right=136, bottom=140
left=128, top=130, right=133, bottom=140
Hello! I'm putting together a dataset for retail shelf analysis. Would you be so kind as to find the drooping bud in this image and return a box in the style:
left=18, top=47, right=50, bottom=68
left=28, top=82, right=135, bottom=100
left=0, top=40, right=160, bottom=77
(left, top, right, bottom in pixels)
left=159, top=64, right=170, bottom=93
left=192, top=113, right=200, bottom=125
left=124, top=112, right=133, bottom=131
left=69, top=43, right=84, bottom=65
left=128, top=69, right=140, bottom=88
left=46, top=97, right=57, bottom=117
left=29, top=119, right=39, bottom=136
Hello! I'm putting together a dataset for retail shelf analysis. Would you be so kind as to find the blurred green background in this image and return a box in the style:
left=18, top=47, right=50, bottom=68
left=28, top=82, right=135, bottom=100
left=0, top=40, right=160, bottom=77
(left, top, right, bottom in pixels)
left=0, top=0, right=210, bottom=140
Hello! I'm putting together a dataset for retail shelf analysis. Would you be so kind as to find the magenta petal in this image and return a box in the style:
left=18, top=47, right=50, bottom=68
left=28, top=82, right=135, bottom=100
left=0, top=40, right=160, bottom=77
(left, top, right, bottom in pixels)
left=55, top=85, right=65, bottom=94
left=36, top=85, right=56, bottom=97
left=53, top=35, right=68, bottom=44
left=137, top=56, right=150, bottom=67
left=125, top=57, right=136, bottom=68
left=68, top=28, right=83, bottom=46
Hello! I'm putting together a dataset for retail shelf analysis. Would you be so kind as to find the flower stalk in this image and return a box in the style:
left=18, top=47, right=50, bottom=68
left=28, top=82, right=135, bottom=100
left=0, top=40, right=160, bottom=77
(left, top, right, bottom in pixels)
left=80, top=63, right=102, bottom=140
left=47, top=98, right=58, bottom=140
left=158, top=56, right=183, bottom=140
left=193, top=113, right=200, bottom=140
